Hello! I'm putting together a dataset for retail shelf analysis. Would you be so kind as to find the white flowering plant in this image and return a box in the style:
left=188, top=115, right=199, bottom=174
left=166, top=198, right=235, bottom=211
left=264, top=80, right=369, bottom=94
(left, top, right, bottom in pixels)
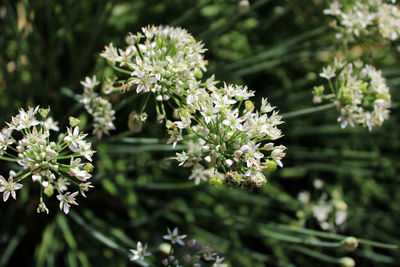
left=314, top=59, right=391, bottom=130
left=2, top=1, right=400, bottom=266
left=324, top=0, right=400, bottom=42
left=97, top=25, right=286, bottom=189
left=0, top=106, right=95, bottom=214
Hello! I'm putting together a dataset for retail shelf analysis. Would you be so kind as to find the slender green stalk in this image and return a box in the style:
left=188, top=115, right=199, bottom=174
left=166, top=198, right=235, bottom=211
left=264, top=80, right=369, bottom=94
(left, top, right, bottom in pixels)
left=282, top=103, right=336, bottom=119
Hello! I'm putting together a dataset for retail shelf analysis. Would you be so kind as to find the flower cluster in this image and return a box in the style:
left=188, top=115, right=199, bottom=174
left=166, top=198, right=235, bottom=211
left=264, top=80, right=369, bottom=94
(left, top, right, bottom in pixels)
left=81, top=75, right=116, bottom=139
left=130, top=227, right=227, bottom=267
left=100, top=25, right=286, bottom=189
left=297, top=181, right=348, bottom=231
left=324, top=0, right=400, bottom=41
left=314, top=59, right=391, bottom=130
left=100, top=25, right=207, bottom=99
left=174, top=82, right=285, bottom=189
left=0, top=106, right=95, bottom=214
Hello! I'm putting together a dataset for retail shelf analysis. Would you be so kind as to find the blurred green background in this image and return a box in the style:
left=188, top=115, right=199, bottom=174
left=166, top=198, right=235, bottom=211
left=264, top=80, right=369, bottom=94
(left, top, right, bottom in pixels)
left=1, top=0, right=400, bottom=266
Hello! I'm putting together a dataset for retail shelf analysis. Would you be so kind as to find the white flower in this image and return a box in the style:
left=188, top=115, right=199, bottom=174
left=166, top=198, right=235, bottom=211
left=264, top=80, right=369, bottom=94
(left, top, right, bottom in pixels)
left=100, top=43, right=122, bottom=63
left=163, top=227, right=187, bottom=246
left=80, top=75, right=100, bottom=89
left=56, top=191, right=79, bottom=214
left=319, top=65, right=336, bottom=79
left=0, top=176, right=23, bottom=201
left=129, top=241, right=152, bottom=261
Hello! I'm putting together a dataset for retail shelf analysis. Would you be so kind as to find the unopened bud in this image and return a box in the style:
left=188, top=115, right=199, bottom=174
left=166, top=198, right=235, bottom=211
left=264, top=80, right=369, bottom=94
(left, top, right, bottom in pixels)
left=265, top=160, right=277, bottom=172
left=339, top=257, right=355, bottom=267
left=128, top=111, right=143, bottom=133
left=245, top=100, right=254, bottom=112
left=341, top=237, right=358, bottom=252
left=69, top=117, right=80, bottom=127
left=84, top=163, right=94, bottom=172
left=39, top=107, right=50, bottom=118
left=209, top=175, right=223, bottom=186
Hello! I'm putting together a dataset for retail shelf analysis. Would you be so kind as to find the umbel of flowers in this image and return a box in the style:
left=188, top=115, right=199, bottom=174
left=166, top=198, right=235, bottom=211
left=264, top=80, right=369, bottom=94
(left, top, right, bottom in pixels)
left=174, top=82, right=286, bottom=189
left=0, top=106, right=95, bottom=214
left=324, top=0, right=400, bottom=41
left=99, top=25, right=286, bottom=188
left=130, top=227, right=227, bottom=266
left=81, top=75, right=116, bottom=139
left=314, top=58, right=391, bottom=130
left=100, top=25, right=207, bottom=97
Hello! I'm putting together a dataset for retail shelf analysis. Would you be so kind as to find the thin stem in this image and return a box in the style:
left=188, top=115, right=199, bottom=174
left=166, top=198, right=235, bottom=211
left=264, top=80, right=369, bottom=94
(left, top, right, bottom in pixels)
left=281, top=103, right=336, bottom=119
left=0, top=156, right=18, bottom=162
left=111, top=64, right=132, bottom=75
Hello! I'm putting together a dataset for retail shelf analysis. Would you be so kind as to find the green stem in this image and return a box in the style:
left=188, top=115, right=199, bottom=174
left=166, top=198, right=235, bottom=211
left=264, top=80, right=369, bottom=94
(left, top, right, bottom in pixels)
left=111, top=65, right=132, bottom=75
left=14, top=171, right=32, bottom=183
left=0, top=156, right=18, bottom=162
left=281, top=103, right=336, bottom=119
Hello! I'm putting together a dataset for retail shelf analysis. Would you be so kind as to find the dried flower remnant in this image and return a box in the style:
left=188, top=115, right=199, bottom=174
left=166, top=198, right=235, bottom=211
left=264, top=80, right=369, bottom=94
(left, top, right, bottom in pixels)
left=0, top=107, right=95, bottom=214
left=81, top=75, right=116, bottom=139
left=313, top=59, right=391, bottom=130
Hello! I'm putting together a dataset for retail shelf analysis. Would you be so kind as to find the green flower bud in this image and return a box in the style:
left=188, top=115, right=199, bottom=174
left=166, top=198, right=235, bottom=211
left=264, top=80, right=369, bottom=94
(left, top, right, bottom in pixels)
left=245, top=100, right=254, bottom=112
left=209, top=176, right=223, bottom=186
left=39, top=107, right=50, bottom=118
left=313, top=85, right=324, bottom=96
left=341, top=237, right=358, bottom=252
left=265, top=160, right=277, bottom=172
left=84, top=163, right=94, bottom=172
left=339, top=257, right=355, bottom=267
left=69, top=117, right=80, bottom=127
left=44, top=185, right=54, bottom=197
left=195, top=71, right=203, bottom=79
left=334, top=200, right=347, bottom=211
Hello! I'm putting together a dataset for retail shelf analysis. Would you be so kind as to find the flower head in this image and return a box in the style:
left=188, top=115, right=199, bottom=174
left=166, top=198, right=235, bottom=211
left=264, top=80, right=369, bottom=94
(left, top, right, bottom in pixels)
left=0, top=106, right=95, bottom=214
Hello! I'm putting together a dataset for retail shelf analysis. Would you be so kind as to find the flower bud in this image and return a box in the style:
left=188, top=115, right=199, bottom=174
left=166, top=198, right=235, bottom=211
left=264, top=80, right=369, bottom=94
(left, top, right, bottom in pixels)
left=245, top=100, right=254, bottom=112
left=159, top=243, right=172, bottom=254
left=84, top=163, right=94, bottom=172
left=263, top=143, right=274, bottom=150
left=209, top=175, right=223, bottom=186
left=265, top=160, right=277, bottom=172
left=341, top=237, right=358, bottom=252
left=69, top=117, right=80, bottom=127
left=339, top=257, right=355, bottom=267
left=128, top=111, right=143, bottom=133
left=39, top=107, right=50, bottom=118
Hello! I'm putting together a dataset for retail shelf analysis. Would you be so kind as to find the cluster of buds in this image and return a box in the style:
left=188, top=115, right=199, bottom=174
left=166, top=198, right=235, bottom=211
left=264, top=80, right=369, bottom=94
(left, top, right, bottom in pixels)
left=81, top=75, right=116, bottom=139
left=100, top=25, right=286, bottom=189
left=130, top=227, right=227, bottom=267
left=314, top=59, right=391, bottom=130
left=324, top=0, right=400, bottom=41
left=0, top=106, right=95, bottom=214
